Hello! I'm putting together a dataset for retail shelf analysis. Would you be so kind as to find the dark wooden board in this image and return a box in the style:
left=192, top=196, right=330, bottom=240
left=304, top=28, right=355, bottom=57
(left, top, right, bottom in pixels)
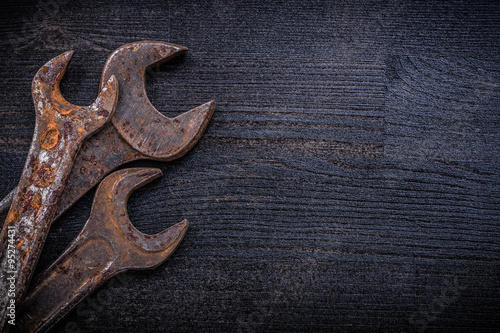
left=0, top=1, right=499, bottom=332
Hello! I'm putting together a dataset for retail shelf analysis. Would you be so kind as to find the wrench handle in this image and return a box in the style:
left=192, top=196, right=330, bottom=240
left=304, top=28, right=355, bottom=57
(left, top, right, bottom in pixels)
left=0, top=125, right=144, bottom=229
left=18, top=234, right=115, bottom=333
left=0, top=57, right=117, bottom=332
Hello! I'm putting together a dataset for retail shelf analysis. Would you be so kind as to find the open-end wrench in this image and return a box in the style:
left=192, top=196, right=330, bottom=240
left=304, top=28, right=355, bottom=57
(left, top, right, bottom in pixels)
left=17, top=168, right=188, bottom=333
left=0, top=41, right=215, bottom=222
left=0, top=52, right=118, bottom=331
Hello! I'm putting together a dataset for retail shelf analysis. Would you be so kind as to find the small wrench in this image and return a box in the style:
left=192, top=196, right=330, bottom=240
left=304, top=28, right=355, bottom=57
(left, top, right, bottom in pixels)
left=17, top=168, right=188, bottom=333
left=0, top=52, right=118, bottom=331
left=0, top=41, right=214, bottom=224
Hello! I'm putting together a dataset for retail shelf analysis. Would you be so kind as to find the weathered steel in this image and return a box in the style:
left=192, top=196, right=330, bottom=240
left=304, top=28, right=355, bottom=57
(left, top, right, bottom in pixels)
left=17, top=168, right=188, bottom=333
left=0, top=41, right=215, bottom=223
left=0, top=52, right=118, bottom=331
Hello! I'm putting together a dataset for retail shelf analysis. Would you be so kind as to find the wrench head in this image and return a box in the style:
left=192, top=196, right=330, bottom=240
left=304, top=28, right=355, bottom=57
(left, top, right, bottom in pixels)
left=100, top=41, right=215, bottom=160
left=32, top=50, right=119, bottom=143
left=88, top=168, right=188, bottom=271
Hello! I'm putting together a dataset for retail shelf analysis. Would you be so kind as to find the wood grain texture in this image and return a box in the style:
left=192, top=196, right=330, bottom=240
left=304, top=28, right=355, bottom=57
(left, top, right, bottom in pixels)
left=0, top=0, right=499, bottom=332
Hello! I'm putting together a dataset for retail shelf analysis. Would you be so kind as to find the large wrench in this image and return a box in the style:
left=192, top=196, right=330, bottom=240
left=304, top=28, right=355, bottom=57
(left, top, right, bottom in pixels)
left=0, top=52, right=118, bottom=331
left=17, top=168, right=188, bottom=333
left=0, top=41, right=215, bottom=223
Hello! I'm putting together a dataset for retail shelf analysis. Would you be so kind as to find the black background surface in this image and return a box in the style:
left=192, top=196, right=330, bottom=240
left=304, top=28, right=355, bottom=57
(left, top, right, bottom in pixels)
left=0, top=1, right=499, bottom=332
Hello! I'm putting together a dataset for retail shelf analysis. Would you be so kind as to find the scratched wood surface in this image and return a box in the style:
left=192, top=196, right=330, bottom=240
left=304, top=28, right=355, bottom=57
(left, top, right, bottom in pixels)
left=0, top=1, right=499, bottom=332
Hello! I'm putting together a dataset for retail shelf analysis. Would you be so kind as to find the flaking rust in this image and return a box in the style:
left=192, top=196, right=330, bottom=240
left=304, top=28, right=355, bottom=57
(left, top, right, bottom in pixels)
left=0, top=51, right=118, bottom=332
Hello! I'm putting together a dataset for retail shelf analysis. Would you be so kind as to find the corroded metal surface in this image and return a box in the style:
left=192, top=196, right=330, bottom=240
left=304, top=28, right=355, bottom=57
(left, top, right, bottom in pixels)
left=17, top=168, right=188, bottom=333
left=0, top=41, right=215, bottom=223
left=0, top=52, right=118, bottom=331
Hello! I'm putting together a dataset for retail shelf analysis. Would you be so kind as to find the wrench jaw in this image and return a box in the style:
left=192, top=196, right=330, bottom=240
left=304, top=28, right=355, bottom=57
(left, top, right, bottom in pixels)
left=115, top=220, right=189, bottom=271
left=109, top=168, right=190, bottom=269
left=160, top=100, right=215, bottom=161
left=84, top=167, right=190, bottom=271
left=32, top=50, right=119, bottom=145
left=113, top=97, right=215, bottom=161
left=101, top=40, right=215, bottom=160
left=31, top=51, right=74, bottom=113
left=99, top=41, right=188, bottom=92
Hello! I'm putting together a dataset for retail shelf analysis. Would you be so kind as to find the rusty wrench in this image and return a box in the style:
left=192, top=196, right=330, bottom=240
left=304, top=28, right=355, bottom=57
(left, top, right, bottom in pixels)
left=16, top=168, right=188, bottom=333
left=0, top=52, right=118, bottom=331
left=0, top=41, right=215, bottom=223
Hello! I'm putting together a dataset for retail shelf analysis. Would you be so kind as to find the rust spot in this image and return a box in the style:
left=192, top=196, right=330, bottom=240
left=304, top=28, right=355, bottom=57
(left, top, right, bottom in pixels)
left=127, top=231, right=139, bottom=242
left=22, top=191, right=36, bottom=213
left=30, top=162, right=56, bottom=188
left=6, top=209, right=20, bottom=225
left=15, top=238, right=24, bottom=248
left=40, top=126, right=60, bottom=150
left=98, top=109, right=109, bottom=118
left=125, top=68, right=132, bottom=84
left=64, top=121, right=73, bottom=134
left=57, top=264, right=70, bottom=275
left=31, top=193, right=42, bottom=210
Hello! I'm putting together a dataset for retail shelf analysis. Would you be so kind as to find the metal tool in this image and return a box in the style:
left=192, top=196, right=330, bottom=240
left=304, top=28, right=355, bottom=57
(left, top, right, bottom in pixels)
left=0, top=42, right=213, bottom=331
left=0, top=41, right=215, bottom=222
left=17, top=168, right=188, bottom=333
left=0, top=191, right=15, bottom=218
left=0, top=52, right=118, bottom=331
